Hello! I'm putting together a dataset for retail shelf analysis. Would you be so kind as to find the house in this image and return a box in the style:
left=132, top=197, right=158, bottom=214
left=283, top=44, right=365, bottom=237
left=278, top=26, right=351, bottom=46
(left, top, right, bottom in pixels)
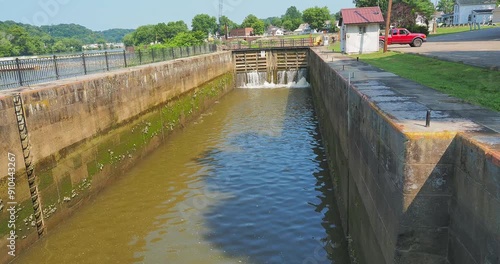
left=229, top=28, right=254, bottom=38
left=453, top=0, right=496, bottom=24
left=493, top=7, right=500, bottom=23
left=339, top=6, right=385, bottom=54
left=294, top=23, right=317, bottom=35
left=266, top=26, right=285, bottom=36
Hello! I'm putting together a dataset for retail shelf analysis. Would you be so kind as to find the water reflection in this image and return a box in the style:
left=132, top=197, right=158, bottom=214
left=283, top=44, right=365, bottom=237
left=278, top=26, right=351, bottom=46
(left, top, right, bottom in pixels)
left=14, top=88, right=349, bottom=264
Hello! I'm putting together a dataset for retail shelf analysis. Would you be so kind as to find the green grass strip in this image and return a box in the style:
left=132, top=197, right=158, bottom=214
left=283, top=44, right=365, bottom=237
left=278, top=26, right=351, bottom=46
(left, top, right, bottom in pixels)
left=356, top=52, right=500, bottom=111
left=430, top=25, right=496, bottom=37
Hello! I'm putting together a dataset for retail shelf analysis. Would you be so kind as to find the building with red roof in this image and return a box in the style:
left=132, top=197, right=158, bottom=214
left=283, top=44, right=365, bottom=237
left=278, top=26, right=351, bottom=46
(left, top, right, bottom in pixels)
left=339, top=7, right=385, bottom=54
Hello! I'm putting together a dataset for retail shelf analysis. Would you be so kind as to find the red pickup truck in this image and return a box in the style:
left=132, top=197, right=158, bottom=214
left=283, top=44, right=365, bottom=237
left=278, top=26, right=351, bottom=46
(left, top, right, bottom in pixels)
left=379, top=28, right=427, bottom=48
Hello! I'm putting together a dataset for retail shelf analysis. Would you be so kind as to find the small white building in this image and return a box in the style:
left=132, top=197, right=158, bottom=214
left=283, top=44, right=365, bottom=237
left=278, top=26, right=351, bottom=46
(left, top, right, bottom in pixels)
left=453, top=0, right=497, bottom=24
left=266, top=26, right=285, bottom=36
left=294, top=23, right=317, bottom=35
left=339, top=6, right=385, bottom=54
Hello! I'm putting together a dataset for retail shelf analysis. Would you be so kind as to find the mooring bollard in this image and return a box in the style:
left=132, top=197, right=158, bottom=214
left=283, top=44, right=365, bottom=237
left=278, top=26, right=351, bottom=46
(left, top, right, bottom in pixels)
left=425, top=110, right=431, bottom=127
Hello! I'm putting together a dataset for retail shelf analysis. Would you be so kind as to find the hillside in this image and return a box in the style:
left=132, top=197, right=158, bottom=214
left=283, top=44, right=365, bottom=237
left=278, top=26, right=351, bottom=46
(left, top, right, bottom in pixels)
left=0, top=21, right=133, bottom=57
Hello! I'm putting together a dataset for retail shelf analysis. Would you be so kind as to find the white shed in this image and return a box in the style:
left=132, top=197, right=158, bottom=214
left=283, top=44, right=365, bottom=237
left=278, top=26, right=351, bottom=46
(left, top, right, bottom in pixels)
left=340, top=7, right=385, bottom=54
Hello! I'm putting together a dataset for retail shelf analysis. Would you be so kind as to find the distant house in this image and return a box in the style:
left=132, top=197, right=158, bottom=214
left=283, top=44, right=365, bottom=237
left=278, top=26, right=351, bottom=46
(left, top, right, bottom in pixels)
left=294, top=23, right=317, bottom=35
left=494, top=7, right=500, bottom=23
left=453, top=0, right=496, bottom=24
left=229, top=28, right=254, bottom=38
left=339, top=6, right=385, bottom=54
left=266, top=26, right=285, bottom=36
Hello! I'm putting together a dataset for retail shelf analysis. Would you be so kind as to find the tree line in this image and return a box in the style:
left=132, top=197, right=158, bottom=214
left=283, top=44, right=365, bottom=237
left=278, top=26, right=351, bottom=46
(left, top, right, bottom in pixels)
left=124, top=6, right=337, bottom=48
left=0, top=21, right=133, bottom=57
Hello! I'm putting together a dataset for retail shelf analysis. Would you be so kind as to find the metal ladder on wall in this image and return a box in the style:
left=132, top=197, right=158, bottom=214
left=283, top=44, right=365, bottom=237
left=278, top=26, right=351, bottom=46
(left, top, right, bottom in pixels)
left=13, top=94, right=45, bottom=237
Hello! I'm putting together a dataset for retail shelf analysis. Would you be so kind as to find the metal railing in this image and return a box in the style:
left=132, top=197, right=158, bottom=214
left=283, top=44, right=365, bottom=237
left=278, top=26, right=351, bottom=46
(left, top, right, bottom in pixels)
left=0, top=44, right=217, bottom=90
left=223, top=38, right=315, bottom=50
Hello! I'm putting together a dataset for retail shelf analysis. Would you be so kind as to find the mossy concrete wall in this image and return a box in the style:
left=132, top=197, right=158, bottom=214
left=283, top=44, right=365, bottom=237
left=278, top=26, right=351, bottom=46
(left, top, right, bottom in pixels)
left=0, top=51, right=234, bottom=262
left=309, top=48, right=499, bottom=264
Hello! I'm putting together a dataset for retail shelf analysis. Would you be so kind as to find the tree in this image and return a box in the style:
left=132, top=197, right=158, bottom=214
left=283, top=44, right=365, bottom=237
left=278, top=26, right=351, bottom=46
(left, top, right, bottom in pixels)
left=164, top=21, right=189, bottom=39
left=391, top=2, right=415, bottom=27
left=165, top=32, right=204, bottom=47
left=242, top=14, right=265, bottom=35
left=406, top=0, right=435, bottom=20
left=132, top=25, right=156, bottom=45
left=333, top=11, right=341, bottom=21
left=0, top=32, right=13, bottom=57
left=354, top=0, right=389, bottom=15
left=219, top=16, right=239, bottom=30
left=123, top=33, right=134, bottom=47
left=282, top=6, right=303, bottom=31
left=303, top=6, right=331, bottom=31
left=7, top=25, right=45, bottom=55
left=100, top=28, right=134, bottom=43
left=154, top=23, right=170, bottom=43
left=436, top=0, right=454, bottom=13
left=283, top=6, right=302, bottom=20
left=192, top=14, right=218, bottom=35
left=263, top=17, right=283, bottom=28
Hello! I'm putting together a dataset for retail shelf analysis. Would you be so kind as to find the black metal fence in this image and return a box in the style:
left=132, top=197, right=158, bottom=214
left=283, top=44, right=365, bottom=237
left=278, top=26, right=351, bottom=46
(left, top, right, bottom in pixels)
left=0, top=44, right=217, bottom=90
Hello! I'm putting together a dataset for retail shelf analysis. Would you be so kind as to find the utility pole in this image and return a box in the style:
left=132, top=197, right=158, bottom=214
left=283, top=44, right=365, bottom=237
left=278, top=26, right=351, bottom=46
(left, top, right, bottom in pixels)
left=383, top=0, right=393, bottom=53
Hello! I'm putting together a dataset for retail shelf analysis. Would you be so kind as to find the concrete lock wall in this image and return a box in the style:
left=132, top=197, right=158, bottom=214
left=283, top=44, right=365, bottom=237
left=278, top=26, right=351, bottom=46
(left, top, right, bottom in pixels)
left=308, top=49, right=499, bottom=264
left=0, top=51, right=234, bottom=261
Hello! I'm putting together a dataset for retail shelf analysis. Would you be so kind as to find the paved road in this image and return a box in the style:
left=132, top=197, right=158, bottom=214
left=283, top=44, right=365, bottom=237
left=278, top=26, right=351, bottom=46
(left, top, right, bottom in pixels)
left=388, top=27, right=500, bottom=69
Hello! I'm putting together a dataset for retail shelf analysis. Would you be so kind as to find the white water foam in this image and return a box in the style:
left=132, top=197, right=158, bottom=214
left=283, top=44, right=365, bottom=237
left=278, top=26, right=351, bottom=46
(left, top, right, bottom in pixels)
left=239, top=69, right=310, bottom=89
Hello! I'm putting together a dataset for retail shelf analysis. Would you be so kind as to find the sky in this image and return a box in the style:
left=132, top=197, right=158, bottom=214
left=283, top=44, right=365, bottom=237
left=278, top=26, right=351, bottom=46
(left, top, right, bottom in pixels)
left=0, top=0, right=354, bottom=31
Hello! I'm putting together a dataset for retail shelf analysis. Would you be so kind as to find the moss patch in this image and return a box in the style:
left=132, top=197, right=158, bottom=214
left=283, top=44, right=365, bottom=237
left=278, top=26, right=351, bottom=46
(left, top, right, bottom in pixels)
left=37, top=170, right=54, bottom=191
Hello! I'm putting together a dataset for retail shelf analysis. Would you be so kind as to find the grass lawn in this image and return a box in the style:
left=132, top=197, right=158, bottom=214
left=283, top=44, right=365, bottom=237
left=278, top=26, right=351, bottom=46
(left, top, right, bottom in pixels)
left=329, top=41, right=341, bottom=52
left=430, top=25, right=496, bottom=37
left=282, top=34, right=321, bottom=39
left=356, top=52, right=500, bottom=111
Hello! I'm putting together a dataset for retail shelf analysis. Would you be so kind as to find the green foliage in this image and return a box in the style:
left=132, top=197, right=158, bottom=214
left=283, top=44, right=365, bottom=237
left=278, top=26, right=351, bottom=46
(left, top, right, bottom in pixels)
left=303, top=6, right=331, bottom=30
left=436, top=0, right=454, bottom=13
left=0, top=20, right=135, bottom=57
left=192, top=14, right=218, bottom=35
left=123, top=33, right=134, bottom=47
left=133, top=25, right=157, bottom=45
left=166, top=31, right=205, bottom=47
left=282, top=20, right=293, bottom=31
left=0, top=24, right=47, bottom=56
left=242, top=14, right=265, bottom=35
left=100, top=28, right=134, bottom=43
left=354, top=0, right=389, bottom=14
left=332, top=11, right=341, bottom=21
left=284, top=6, right=302, bottom=20
left=218, top=16, right=239, bottom=35
left=282, top=6, right=304, bottom=31
left=403, top=0, right=435, bottom=20
left=41, top=24, right=105, bottom=44
left=126, top=21, right=189, bottom=46
left=164, top=21, right=189, bottom=39
left=263, top=17, right=283, bottom=28
left=52, top=38, right=83, bottom=52
left=392, top=2, right=415, bottom=27
left=407, top=24, right=430, bottom=35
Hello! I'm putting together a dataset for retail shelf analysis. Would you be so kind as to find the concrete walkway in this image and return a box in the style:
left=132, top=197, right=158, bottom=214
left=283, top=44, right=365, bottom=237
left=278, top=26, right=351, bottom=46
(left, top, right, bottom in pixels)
left=388, top=27, right=500, bottom=70
left=314, top=47, right=500, bottom=149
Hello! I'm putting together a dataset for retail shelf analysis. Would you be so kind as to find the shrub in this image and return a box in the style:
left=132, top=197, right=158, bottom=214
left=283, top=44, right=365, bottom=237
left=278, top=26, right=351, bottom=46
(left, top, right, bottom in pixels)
left=407, top=25, right=430, bottom=36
